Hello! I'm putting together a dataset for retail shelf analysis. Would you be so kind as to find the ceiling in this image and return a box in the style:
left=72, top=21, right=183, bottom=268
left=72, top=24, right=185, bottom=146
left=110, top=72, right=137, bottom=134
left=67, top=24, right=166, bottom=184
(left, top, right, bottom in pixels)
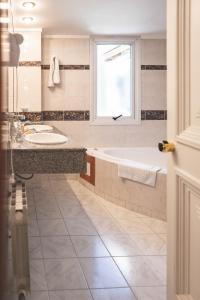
left=12, top=0, right=166, bottom=36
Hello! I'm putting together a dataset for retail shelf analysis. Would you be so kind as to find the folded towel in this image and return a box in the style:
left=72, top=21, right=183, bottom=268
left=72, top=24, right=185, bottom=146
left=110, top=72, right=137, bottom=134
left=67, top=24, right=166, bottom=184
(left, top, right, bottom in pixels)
left=48, top=56, right=60, bottom=88
left=118, top=160, right=161, bottom=187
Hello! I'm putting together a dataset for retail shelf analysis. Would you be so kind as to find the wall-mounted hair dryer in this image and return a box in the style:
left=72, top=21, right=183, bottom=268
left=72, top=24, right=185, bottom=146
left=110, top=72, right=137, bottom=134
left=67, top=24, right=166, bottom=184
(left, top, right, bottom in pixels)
left=9, top=33, right=24, bottom=67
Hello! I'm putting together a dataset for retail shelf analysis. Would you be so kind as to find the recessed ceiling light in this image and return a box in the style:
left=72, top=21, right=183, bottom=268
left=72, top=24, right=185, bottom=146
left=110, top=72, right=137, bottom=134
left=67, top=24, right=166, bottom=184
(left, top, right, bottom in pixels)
left=0, top=2, right=10, bottom=9
left=0, top=17, right=9, bottom=23
left=22, top=1, right=36, bottom=9
left=22, top=16, right=34, bottom=23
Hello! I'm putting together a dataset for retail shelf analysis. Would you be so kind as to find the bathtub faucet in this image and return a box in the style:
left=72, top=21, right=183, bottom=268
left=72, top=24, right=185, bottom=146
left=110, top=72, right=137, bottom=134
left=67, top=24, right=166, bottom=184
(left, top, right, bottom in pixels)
left=112, top=114, right=123, bottom=121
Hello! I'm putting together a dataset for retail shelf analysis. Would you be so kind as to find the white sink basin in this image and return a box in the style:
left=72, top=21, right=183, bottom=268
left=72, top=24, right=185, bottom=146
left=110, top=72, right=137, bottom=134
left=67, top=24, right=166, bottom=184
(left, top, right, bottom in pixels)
left=24, top=124, right=53, bottom=132
left=24, top=133, right=68, bottom=145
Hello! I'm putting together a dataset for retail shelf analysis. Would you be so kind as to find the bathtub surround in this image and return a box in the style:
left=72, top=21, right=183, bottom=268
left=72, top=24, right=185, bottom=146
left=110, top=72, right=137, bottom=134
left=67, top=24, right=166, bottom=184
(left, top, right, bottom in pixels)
left=80, top=159, right=166, bottom=220
left=80, top=148, right=167, bottom=220
left=41, top=37, right=167, bottom=147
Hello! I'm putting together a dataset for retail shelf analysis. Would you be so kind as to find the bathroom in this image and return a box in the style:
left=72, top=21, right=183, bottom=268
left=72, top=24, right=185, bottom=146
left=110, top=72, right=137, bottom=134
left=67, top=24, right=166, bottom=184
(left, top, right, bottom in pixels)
left=1, top=0, right=200, bottom=300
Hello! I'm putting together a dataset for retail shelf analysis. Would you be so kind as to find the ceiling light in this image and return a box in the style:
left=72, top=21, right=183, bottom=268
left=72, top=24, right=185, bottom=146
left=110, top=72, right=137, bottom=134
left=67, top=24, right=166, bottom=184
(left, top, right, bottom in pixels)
left=22, top=16, right=34, bottom=23
left=22, top=1, right=36, bottom=9
left=0, top=17, right=9, bottom=23
left=0, top=2, right=10, bottom=9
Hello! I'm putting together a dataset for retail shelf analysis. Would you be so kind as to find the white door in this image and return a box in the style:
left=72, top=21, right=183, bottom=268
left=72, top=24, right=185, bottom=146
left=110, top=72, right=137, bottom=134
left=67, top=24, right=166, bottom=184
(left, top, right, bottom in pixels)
left=167, top=0, right=200, bottom=299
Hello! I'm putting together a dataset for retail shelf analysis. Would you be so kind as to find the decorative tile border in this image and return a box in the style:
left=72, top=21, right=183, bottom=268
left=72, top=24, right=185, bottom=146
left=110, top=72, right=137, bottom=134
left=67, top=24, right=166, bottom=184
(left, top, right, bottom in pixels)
left=23, top=112, right=42, bottom=122
left=18, top=63, right=166, bottom=71
left=143, top=110, right=167, bottom=120
left=19, top=61, right=41, bottom=67
left=141, top=65, right=167, bottom=70
left=22, top=110, right=167, bottom=121
left=42, top=110, right=90, bottom=121
left=42, top=111, right=64, bottom=121
left=41, top=65, right=90, bottom=70
left=64, top=111, right=85, bottom=121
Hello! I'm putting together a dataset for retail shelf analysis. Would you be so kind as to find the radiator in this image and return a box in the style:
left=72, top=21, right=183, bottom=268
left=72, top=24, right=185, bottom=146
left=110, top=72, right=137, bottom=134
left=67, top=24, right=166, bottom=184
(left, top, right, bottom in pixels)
left=10, top=180, right=30, bottom=299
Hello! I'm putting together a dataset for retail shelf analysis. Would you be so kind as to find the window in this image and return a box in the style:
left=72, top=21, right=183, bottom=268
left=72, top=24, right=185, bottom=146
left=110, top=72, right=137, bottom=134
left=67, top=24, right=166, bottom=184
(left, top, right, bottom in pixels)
left=90, top=37, right=141, bottom=125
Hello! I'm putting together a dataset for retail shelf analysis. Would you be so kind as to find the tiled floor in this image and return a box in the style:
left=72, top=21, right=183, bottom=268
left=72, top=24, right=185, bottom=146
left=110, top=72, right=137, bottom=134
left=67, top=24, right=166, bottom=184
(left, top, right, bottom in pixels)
left=27, top=174, right=167, bottom=300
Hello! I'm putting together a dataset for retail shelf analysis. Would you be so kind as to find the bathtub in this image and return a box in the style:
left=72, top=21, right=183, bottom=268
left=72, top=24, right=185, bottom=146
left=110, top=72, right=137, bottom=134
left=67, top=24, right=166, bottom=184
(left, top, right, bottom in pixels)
left=87, top=147, right=167, bottom=174
left=80, top=147, right=167, bottom=221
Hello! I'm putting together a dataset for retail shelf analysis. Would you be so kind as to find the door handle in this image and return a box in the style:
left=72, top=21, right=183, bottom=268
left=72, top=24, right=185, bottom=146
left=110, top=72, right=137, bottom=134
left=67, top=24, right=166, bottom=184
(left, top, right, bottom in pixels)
left=158, top=140, right=175, bottom=152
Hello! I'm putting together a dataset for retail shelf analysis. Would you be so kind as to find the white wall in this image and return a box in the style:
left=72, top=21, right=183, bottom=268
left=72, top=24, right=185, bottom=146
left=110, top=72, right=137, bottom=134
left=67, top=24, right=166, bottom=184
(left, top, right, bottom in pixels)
left=42, top=37, right=167, bottom=147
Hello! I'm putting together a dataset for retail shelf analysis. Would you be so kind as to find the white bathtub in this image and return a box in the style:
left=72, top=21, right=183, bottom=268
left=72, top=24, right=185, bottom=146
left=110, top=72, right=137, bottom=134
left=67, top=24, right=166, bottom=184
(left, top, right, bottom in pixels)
left=81, top=147, right=167, bottom=220
left=87, top=147, right=167, bottom=174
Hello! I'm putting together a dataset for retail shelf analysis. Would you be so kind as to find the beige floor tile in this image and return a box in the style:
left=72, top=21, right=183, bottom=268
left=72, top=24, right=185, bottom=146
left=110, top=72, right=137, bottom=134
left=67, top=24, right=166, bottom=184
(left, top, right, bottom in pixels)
left=145, top=256, right=167, bottom=285
left=28, top=219, right=40, bottom=237
left=29, top=237, right=43, bottom=259
left=118, top=218, right=154, bottom=234
left=142, top=218, right=167, bottom=234
left=132, top=286, right=167, bottom=300
left=64, top=217, right=98, bottom=235
left=80, top=257, right=128, bottom=288
left=60, top=203, right=86, bottom=219
left=44, top=258, right=88, bottom=290
left=30, top=260, right=47, bottom=291
left=130, top=233, right=167, bottom=255
left=38, top=219, right=68, bottom=236
left=91, top=217, right=125, bottom=235
left=71, top=236, right=110, bottom=257
left=114, top=256, right=164, bottom=287
left=101, top=235, right=142, bottom=256
left=91, top=288, right=137, bottom=300
left=41, top=236, right=76, bottom=258
left=30, top=291, right=49, bottom=300
left=49, top=290, right=92, bottom=300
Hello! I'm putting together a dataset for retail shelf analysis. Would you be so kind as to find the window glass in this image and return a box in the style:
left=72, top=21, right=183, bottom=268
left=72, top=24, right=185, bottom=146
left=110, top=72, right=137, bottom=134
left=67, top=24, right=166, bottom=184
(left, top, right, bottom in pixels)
left=96, top=43, right=133, bottom=117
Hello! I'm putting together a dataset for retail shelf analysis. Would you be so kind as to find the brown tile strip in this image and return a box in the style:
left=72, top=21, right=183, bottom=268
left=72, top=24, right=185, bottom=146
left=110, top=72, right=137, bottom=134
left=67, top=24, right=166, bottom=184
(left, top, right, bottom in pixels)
left=141, top=65, right=167, bottom=70
left=64, top=111, right=85, bottom=121
left=23, top=112, right=42, bottom=122
left=84, top=111, right=90, bottom=121
left=42, top=111, right=64, bottom=121
left=41, top=65, right=90, bottom=70
left=142, top=110, right=167, bottom=120
left=42, top=110, right=90, bottom=121
left=19, top=61, right=41, bottom=67
left=21, top=110, right=167, bottom=122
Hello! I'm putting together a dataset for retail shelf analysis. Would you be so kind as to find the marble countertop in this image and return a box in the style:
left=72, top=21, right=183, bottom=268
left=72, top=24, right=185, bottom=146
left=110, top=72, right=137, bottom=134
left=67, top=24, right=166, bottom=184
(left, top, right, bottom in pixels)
left=11, top=124, right=86, bottom=151
left=10, top=124, right=87, bottom=174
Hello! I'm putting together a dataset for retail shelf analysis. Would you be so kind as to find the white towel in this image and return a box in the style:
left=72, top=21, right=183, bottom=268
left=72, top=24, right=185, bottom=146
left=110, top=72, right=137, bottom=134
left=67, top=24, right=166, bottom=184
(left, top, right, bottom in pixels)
left=118, top=160, right=161, bottom=187
left=48, top=56, right=60, bottom=88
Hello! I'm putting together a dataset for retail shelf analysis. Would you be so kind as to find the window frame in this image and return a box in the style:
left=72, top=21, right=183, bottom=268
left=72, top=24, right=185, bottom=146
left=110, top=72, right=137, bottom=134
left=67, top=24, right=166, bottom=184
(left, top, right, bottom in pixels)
left=90, top=36, right=141, bottom=126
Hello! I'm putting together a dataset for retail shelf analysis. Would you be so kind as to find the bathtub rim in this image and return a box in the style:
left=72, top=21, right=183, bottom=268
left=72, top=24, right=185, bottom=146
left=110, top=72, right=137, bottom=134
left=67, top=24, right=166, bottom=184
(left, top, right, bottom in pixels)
left=86, top=147, right=167, bottom=175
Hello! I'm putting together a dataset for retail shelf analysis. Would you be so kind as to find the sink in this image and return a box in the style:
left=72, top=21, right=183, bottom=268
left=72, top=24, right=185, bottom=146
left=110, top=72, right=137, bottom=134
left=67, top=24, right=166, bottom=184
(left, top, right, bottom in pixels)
left=24, top=124, right=53, bottom=132
left=24, top=133, right=68, bottom=145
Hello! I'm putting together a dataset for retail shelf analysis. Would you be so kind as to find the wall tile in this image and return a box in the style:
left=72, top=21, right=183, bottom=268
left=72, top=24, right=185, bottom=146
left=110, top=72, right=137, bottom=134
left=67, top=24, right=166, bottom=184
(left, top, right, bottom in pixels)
left=40, top=38, right=167, bottom=147
left=42, top=38, right=90, bottom=65
left=141, top=39, right=166, bottom=65
left=141, top=70, right=166, bottom=110
left=42, top=111, right=64, bottom=121
left=64, top=111, right=85, bottom=121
